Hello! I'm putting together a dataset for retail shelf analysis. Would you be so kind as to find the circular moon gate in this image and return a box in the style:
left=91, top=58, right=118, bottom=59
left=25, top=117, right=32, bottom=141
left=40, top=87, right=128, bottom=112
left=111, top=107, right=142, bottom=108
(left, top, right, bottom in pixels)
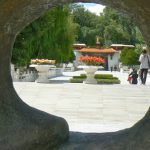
left=0, top=0, right=150, bottom=149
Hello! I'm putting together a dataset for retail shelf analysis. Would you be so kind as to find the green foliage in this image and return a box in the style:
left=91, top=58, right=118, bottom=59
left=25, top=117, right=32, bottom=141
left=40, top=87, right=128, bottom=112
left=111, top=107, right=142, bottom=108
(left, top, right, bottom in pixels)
left=12, top=4, right=145, bottom=67
left=94, top=74, right=113, bottom=79
left=120, top=48, right=140, bottom=65
left=70, top=78, right=84, bottom=83
left=71, top=4, right=145, bottom=47
left=72, top=75, right=86, bottom=79
left=12, top=6, right=77, bottom=67
left=97, top=79, right=120, bottom=84
left=80, top=74, right=87, bottom=78
left=71, top=4, right=101, bottom=46
left=70, top=73, right=120, bottom=84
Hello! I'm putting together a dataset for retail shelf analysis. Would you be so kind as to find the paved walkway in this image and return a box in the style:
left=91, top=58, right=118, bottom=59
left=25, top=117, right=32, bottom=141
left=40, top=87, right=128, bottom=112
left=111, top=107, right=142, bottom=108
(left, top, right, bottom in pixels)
left=13, top=71, right=150, bottom=133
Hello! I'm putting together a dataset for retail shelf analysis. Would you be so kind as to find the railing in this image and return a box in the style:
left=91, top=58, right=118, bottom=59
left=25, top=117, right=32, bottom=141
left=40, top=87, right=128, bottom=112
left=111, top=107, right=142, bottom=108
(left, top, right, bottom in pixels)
left=11, top=65, right=64, bottom=82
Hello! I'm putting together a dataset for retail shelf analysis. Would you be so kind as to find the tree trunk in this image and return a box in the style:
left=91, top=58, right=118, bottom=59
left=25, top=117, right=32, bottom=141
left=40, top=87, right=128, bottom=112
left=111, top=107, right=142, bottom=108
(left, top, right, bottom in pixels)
left=0, top=32, right=69, bottom=150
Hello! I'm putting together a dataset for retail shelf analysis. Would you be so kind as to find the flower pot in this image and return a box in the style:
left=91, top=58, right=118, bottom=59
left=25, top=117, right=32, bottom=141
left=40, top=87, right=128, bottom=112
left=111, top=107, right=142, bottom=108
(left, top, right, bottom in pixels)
left=30, top=64, right=54, bottom=83
left=84, top=66, right=98, bottom=84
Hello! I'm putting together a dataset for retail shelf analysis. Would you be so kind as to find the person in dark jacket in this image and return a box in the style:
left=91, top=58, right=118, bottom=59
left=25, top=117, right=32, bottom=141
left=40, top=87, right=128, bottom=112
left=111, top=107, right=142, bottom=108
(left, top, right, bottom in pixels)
left=129, top=68, right=138, bottom=84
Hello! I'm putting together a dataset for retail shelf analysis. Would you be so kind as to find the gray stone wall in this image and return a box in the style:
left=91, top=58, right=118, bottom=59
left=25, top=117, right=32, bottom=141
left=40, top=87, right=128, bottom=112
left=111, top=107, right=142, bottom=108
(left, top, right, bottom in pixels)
left=1, top=0, right=150, bottom=149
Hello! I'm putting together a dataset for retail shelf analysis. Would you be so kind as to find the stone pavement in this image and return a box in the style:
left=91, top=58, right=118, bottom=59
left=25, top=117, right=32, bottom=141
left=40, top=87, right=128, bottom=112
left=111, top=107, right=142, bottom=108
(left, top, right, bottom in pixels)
left=13, top=71, right=150, bottom=133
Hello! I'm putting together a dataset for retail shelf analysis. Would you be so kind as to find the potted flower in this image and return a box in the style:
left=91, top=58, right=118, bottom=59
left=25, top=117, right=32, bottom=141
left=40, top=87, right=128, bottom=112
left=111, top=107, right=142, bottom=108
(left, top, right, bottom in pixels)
left=79, top=56, right=105, bottom=84
left=79, top=56, right=105, bottom=66
left=30, top=59, right=56, bottom=83
left=31, top=59, right=55, bottom=65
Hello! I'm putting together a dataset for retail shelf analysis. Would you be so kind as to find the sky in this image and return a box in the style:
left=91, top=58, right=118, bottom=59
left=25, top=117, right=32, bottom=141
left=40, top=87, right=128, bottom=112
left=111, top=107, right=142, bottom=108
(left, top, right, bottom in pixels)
left=79, top=3, right=105, bottom=16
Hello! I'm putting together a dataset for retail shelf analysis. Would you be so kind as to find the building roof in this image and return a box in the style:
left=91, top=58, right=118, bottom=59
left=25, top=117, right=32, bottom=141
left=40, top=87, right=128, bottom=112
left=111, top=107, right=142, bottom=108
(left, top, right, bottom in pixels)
left=78, top=48, right=117, bottom=54
left=73, top=43, right=86, bottom=50
left=111, top=44, right=135, bottom=48
left=73, top=43, right=86, bottom=47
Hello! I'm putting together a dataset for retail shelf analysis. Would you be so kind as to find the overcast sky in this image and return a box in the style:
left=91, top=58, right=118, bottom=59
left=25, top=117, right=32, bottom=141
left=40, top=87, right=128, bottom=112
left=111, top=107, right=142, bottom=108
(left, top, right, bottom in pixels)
left=79, top=3, right=105, bottom=16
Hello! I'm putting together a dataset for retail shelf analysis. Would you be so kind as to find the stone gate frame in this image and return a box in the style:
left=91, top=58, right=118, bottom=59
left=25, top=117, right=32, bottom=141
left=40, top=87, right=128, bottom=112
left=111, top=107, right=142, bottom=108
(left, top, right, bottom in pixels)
left=0, top=0, right=150, bottom=149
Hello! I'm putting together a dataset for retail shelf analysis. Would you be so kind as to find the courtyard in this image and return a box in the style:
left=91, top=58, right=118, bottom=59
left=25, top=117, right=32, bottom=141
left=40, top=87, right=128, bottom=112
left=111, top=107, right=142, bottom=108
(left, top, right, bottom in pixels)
left=14, top=71, right=150, bottom=133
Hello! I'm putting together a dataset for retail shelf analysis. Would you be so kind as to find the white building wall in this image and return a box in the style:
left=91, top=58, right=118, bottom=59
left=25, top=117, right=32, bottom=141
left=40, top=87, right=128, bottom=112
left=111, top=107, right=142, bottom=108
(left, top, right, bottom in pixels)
left=108, top=52, right=120, bottom=71
left=74, top=50, right=121, bottom=71
left=74, top=50, right=82, bottom=67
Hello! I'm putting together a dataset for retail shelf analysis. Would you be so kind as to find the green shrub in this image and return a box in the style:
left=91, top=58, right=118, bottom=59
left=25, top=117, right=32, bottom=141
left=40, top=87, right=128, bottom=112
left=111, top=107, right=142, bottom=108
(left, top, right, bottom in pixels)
left=73, top=74, right=86, bottom=79
left=97, top=79, right=120, bottom=84
left=94, top=74, right=113, bottom=79
left=80, top=74, right=87, bottom=78
left=70, top=73, right=120, bottom=84
left=70, top=78, right=84, bottom=83
left=111, top=77, right=118, bottom=80
left=79, top=74, right=115, bottom=79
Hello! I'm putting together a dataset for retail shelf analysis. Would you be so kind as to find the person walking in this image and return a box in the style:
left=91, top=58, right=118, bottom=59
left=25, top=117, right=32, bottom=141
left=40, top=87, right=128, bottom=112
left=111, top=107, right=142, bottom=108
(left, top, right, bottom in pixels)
left=139, top=48, right=150, bottom=85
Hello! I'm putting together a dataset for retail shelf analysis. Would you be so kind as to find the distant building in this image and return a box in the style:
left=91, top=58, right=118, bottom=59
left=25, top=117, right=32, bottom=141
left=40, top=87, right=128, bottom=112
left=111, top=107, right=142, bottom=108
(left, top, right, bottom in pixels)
left=73, top=41, right=135, bottom=71
left=73, top=43, right=86, bottom=50
left=73, top=38, right=120, bottom=70
left=78, top=47, right=119, bottom=71
left=111, top=44, right=135, bottom=51
left=73, top=43, right=87, bottom=67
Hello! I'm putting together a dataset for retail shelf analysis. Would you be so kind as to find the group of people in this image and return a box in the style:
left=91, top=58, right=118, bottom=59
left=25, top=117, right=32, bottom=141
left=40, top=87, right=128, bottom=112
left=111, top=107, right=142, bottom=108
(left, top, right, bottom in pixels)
left=128, top=48, right=150, bottom=85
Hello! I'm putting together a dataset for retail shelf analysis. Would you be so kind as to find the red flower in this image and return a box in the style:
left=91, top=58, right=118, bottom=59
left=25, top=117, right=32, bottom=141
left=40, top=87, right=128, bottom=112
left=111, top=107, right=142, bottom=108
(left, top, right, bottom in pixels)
left=79, top=56, right=105, bottom=66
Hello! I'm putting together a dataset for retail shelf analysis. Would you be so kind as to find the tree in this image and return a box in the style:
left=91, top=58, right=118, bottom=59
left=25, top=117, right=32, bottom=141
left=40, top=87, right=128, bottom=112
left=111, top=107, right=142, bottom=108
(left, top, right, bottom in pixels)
left=71, top=4, right=101, bottom=46
left=71, top=4, right=145, bottom=47
left=104, top=21, right=130, bottom=46
left=120, top=48, right=140, bottom=66
left=102, top=7, right=145, bottom=46
left=12, top=6, right=77, bottom=67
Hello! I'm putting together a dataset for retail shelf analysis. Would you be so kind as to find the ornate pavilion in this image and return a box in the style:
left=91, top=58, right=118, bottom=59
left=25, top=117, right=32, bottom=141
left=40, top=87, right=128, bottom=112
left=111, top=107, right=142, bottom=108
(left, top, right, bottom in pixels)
left=73, top=39, right=119, bottom=71
left=73, top=37, right=135, bottom=71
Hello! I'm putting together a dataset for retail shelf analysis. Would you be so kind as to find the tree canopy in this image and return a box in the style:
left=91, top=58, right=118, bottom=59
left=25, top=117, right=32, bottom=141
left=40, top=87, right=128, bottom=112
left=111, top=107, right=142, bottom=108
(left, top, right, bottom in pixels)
left=120, top=48, right=140, bottom=66
left=12, top=4, right=145, bottom=67
left=71, top=5, right=145, bottom=47
left=12, top=6, right=77, bottom=67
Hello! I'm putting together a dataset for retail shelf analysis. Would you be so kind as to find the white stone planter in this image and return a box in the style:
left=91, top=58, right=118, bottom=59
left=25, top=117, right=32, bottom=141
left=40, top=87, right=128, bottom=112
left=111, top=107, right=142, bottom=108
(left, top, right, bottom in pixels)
left=83, top=66, right=98, bottom=84
left=30, top=65, right=54, bottom=83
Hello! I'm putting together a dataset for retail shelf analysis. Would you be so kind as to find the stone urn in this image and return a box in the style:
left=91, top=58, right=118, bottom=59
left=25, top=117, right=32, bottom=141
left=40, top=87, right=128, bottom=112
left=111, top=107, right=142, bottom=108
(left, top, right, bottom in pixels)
left=83, top=66, right=98, bottom=84
left=30, top=64, right=54, bottom=83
